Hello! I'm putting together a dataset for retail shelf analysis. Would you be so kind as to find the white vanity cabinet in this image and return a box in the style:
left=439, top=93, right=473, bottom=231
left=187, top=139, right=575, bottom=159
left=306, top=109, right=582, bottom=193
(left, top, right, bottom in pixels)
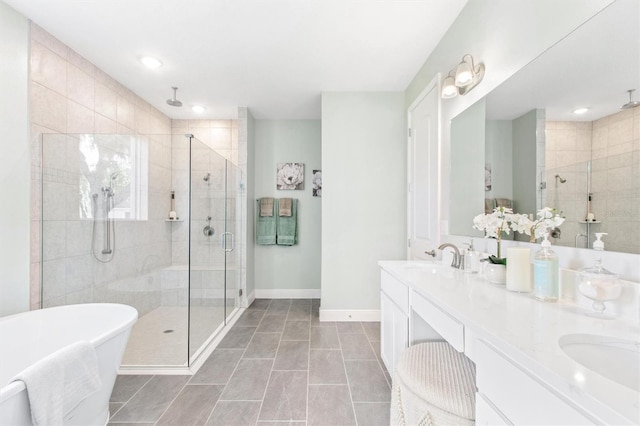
left=380, top=270, right=410, bottom=373
left=475, top=340, right=596, bottom=425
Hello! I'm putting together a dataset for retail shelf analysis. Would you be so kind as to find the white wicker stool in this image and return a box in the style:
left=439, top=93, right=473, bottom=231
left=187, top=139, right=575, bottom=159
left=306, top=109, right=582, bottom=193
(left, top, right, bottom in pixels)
left=390, top=342, right=476, bottom=426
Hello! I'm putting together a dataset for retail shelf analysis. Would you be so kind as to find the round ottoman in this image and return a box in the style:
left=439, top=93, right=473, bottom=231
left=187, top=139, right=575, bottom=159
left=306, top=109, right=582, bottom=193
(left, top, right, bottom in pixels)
left=391, top=342, right=476, bottom=426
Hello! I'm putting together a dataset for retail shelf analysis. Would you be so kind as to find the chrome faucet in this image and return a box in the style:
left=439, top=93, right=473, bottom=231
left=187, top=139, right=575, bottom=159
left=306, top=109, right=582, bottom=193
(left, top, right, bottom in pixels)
left=438, top=243, right=462, bottom=269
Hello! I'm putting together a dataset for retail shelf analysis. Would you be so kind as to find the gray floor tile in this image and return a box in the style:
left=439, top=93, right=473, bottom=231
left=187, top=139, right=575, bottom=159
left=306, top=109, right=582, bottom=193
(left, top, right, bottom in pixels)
left=282, top=320, right=310, bottom=340
left=339, top=333, right=376, bottom=360
left=287, top=304, right=311, bottom=321
left=309, top=349, right=347, bottom=385
left=244, top=332, right=281, bottom=358
left=336, top=322, right=364, bottom=335
left=220, top=359, right=273, bottom=400
left=249, top=299, right=272, bottom=310
left=258, top=314, right=287, bottom=332
left=267, top=299, right=291, bottom=314
left=109, top=402, right=123, bottom=417
left=235, top=309, right=266, bottom=326
left=311, top=314, right=336, bottom=327
left=157, top=384, right=224, bottom=425
left=308, top=385, right=356, bottom=426
left=108, top=422, right=154, bottom=426
left=273, top=340, right=309, bottom=370
left=310, top=326, right=340, bottom=349
left=290, top=298, right=312, bottom=306
left=206, top=401, right=261, bottom=426
left=344, top=360, right=390, bottom=402
left=312, top=298, right=320, bottom=308
left=217, top=326, right=256, bottom=349
left=110, top=375, right=152, bottom=402
left=190, top=349, right=243, bottom=384
left=259, top=371, right=307, bottom=421
left=257, top=422, right=306, bottom=425
left=353, top=402, right=391, bottom=426
left=362, top=322, right=381, bottom=342
left=110, top=375, right=190, bottom=422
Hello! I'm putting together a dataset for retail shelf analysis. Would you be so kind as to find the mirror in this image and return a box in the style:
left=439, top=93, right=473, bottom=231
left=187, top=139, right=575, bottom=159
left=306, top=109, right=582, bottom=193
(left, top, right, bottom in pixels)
left=450, top=0, right=640, bottom=254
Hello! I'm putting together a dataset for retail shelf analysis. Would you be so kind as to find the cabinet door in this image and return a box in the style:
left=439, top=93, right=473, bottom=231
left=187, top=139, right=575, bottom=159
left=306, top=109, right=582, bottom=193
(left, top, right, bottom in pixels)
left=392, top=302, right=409, bottom=371
left=381, top=291, right=409, bottom=373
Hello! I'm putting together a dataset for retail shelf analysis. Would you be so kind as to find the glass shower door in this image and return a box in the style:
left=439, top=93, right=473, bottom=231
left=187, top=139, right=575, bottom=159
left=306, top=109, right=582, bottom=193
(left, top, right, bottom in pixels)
left=188, top=137, right=240, bottom=361
left=223, top=162, right=241, bottom=320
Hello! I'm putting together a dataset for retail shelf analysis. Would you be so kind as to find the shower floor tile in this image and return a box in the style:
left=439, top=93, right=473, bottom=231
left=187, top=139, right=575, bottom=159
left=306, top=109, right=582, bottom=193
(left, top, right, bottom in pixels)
left=110, top=299, right=390, bottom=425
left=122, top=306, right=226, bottom=366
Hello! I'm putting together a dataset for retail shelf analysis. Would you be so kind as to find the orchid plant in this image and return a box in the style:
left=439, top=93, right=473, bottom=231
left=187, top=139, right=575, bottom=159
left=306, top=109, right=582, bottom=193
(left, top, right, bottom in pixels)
left=473, top=206, right=565, bottom=264
left=510, top=207, right=565, bottom=242
left=472, top=206, right=513, bottom=264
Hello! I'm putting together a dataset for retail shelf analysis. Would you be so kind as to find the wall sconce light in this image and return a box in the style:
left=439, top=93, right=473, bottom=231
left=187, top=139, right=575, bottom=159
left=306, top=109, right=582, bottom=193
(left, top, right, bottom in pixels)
left=441, top=54, right=485, bottom=99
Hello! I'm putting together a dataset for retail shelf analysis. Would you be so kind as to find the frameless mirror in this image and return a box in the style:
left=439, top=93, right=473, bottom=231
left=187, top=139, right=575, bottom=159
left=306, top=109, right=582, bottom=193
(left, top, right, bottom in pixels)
left=450, top=0, right=640, bottom=254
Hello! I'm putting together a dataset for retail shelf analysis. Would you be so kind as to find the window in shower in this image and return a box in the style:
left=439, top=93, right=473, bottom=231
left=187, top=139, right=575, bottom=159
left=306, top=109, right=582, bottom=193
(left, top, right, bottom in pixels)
left=78, top=134, right=149, bottom=221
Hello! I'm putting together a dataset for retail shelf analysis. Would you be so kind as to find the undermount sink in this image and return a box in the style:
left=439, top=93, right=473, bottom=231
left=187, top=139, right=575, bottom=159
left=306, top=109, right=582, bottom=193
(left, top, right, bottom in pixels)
left=559, top=333, right=640, bottom=392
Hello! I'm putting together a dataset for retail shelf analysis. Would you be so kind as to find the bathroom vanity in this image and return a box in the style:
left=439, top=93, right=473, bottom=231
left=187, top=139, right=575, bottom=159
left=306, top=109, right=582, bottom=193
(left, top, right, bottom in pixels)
left=379, top=261, right=639, bottom=425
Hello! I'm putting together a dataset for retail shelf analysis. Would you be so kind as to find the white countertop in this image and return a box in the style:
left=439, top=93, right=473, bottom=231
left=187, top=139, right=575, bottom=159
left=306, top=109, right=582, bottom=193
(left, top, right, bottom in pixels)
left=379, top=260, right=640, bottom=425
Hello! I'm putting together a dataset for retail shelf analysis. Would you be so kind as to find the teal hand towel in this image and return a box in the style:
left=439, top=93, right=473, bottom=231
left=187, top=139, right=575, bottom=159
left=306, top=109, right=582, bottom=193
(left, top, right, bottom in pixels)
left=256, top=199, right=277, bottom=244
left=277, top=199, right=297, bottom=246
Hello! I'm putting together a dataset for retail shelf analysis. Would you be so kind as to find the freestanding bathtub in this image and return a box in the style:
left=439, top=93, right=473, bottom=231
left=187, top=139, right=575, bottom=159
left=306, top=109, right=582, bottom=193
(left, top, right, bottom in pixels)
left=0, top=303, right=137, bottom=425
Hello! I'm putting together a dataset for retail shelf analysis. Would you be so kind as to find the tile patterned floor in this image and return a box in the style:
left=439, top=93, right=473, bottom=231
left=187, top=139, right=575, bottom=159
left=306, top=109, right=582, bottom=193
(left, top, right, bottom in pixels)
left=109, top=299, right=391, bottom=426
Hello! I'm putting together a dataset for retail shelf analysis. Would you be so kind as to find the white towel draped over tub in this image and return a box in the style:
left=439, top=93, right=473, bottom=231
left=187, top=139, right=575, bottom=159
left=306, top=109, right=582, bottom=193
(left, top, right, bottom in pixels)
left=10, top=340, right=102, bottom=426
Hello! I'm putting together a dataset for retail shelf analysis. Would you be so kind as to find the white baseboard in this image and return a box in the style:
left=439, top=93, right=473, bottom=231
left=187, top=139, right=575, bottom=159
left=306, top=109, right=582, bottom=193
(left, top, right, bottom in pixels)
left=240, top=290, right=255, bottom=308
left=254, top=289, right=321, bottom=299
left=319, top=309, right=380, bottom=322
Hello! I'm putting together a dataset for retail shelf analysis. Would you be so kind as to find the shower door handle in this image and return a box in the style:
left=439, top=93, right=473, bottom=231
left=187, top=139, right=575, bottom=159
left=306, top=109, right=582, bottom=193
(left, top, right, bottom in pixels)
left=221, top=232, right=235, bottom=252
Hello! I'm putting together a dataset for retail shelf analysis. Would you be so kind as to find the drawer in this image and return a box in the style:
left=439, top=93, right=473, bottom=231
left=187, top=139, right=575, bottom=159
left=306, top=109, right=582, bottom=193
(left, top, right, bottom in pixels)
left=411, top=290, right=464, bottom=352
left=381, top=270, right=409, bottom=314
left=476, top=340, right=595, bottom=425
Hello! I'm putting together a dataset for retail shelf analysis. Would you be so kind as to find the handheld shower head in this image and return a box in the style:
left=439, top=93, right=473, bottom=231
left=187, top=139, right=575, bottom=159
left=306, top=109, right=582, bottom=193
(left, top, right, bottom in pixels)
left=167, top=87, right=183, bottom=107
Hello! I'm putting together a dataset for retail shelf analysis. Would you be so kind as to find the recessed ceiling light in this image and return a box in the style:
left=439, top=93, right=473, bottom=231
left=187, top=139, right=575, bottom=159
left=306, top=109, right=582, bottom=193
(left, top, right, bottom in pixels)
left=192, top=105, right=206, bottom=114
left=140, top=56, right=162, bottom=69
left=573, top=107, right=589, bottom=115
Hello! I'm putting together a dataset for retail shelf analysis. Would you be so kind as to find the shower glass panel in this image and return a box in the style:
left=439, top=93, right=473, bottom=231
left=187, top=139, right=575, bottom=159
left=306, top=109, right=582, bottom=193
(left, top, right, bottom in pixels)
left=224, top=161, right=241, bottom=321
left=188, top=136, right=227, bottom=360
left=41, top=132, right=241, bottom=370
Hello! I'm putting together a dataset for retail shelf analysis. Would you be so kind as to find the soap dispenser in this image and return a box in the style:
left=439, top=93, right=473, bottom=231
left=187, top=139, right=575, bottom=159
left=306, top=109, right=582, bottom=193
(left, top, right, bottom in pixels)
left=593, top=233, right=607, bottom=251
left=534, top=233, right=559, bottom=302
left=463, top=240, right=480, bottom=273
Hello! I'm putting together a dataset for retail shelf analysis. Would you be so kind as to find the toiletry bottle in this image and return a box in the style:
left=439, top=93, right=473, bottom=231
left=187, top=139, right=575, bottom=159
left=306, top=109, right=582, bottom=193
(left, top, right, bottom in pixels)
left=464, top=241, right=479, bottom=273
left=534, top=233, right=559, bottom=302
left=593, top=233, right=607, bottom=251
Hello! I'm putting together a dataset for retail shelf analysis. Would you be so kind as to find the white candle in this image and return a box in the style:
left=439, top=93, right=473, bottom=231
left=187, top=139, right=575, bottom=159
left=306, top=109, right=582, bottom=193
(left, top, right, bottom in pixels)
left=506, top=248, right=532, bottom=292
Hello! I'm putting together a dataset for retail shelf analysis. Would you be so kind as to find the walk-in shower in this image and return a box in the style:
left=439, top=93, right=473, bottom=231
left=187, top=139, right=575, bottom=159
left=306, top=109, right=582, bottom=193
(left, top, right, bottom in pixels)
left=40, top=132, right=243, bottom=372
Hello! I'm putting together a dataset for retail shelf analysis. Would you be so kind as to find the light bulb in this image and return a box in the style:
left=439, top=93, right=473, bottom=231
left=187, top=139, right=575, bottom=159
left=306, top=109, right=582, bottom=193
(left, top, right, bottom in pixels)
left=192, top=105, right=206, bottom=114
left=455, top=60, right=473, bottom=87
left=140, top=56, right=162, bottom=69
left=441, top=75, right=458, bottom=99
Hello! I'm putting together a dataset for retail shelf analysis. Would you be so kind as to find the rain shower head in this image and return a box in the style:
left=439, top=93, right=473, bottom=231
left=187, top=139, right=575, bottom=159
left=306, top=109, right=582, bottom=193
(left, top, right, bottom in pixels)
left=621, top=89, right=640, bottom=109
left=167, top=87, right=183, bottom=107
left=555, top=174, right=567, bottom=184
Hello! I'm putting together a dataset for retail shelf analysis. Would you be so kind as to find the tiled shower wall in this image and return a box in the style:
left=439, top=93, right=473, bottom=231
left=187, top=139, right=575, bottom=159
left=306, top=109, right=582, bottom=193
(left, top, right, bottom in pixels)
left=29, top=23, right=248, bottom=313
left=168, top=121, right=242, bottom=307
left=30, top=23, right=173, bottom=312
left=545, top=106, right=640, bottom=253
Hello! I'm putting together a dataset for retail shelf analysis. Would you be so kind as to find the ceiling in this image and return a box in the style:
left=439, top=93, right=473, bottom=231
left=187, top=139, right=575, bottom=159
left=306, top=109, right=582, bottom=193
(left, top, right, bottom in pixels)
left=5, top=0, right=468, bottom=119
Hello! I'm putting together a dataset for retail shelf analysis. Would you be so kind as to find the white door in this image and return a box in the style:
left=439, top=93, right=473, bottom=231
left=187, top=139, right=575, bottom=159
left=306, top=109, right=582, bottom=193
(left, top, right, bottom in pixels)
left=407, top=76, right=440, bottom=259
